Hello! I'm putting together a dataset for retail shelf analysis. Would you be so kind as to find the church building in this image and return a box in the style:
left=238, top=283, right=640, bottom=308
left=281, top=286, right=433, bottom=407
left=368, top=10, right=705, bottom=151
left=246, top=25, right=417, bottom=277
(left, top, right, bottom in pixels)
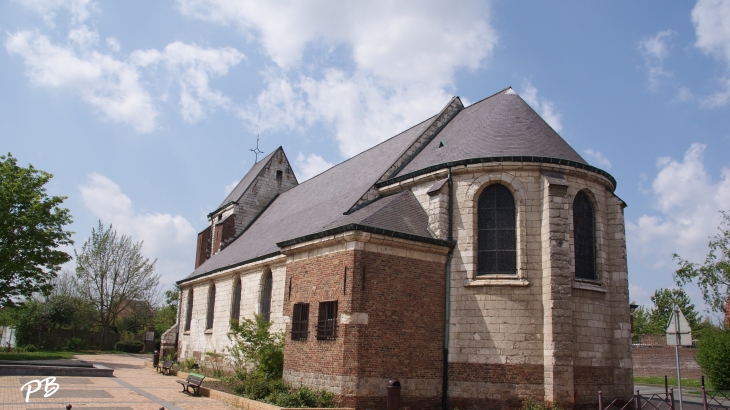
left=174, top=87, right=633, bottom=409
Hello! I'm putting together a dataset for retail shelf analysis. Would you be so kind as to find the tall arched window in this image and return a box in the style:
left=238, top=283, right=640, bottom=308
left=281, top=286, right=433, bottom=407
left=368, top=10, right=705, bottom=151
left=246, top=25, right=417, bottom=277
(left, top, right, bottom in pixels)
left=206, top=283, right=216, bottom=330
left=260, top=270, right=273, bottom=322
left=477, top=184, right=516, bottom=275
left=184, top=289, right=193, bottom=331
left=231, top=276, right=241, bottom=322
left=573, top=191, right=596, bottom=280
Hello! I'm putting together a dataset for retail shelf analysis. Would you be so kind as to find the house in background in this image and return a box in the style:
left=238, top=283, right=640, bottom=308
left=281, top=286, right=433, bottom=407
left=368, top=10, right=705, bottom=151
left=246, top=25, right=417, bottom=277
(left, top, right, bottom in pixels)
left=174, top=87, right=632, bottom=409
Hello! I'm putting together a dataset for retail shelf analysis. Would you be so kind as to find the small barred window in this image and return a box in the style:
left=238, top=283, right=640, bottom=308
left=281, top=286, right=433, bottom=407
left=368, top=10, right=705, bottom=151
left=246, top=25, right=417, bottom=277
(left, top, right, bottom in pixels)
left=291, top=303, right=309, bottom=341
left=573, top=191, right=596, bottom=280
left=316, top=301, right=338, bottom=340
left=477, top=184, right=517, bottom=275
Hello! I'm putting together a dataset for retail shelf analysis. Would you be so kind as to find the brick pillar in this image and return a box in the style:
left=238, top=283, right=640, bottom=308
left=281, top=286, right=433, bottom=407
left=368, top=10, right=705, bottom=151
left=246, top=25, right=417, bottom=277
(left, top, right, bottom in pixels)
left=540, top=176, right=574, bottom=406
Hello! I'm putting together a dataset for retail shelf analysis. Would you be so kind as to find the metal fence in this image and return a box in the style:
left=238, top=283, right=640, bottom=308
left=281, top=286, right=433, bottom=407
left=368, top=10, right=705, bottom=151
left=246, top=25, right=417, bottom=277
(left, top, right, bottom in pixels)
left=599, top=389, right=675, bottom=410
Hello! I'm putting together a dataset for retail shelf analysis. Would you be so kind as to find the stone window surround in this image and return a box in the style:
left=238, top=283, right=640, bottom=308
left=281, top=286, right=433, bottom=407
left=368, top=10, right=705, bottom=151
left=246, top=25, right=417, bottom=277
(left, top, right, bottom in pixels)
left=183, top=288, right=193, bottom=334
left=463, top=173, right=529, bottom=287
left=568, top=187, right=607, bottom=293
left=230, top=275, right=242, bottom=322
left=205, top=282, right=216, bottom=331
left=257, top=268, right=273, bottom=319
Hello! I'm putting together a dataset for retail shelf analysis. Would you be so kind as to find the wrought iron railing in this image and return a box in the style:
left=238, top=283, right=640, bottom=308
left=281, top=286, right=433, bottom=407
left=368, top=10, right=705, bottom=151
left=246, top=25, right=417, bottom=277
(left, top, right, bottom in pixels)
left=599, top=389, right=675, bottom=410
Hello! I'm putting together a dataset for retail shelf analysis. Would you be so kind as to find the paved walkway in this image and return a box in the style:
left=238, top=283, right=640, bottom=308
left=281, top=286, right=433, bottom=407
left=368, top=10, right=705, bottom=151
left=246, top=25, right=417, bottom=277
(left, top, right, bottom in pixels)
left=0, top=354, right=239, bottom=410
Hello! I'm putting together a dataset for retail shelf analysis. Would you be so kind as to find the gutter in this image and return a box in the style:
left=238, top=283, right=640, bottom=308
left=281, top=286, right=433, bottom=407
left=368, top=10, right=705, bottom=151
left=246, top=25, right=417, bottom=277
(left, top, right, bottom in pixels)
left=442, top=167, right=454, bottom=410
left=376, top=156, right=617, bottom=192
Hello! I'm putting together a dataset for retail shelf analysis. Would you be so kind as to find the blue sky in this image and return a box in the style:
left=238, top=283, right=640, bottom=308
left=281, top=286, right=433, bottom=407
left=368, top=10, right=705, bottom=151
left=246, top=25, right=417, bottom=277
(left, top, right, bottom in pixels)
left=2, top=1, right=730, bottom=314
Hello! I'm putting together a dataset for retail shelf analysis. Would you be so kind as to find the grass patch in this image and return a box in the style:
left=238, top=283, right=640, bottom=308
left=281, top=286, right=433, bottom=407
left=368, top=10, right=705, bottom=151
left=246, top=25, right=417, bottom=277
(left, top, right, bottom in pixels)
left=0, top=350, right=120, bottom=361
left=634, top=376, right=703, bottom=388
left=0, top=351, right=78, bottom=360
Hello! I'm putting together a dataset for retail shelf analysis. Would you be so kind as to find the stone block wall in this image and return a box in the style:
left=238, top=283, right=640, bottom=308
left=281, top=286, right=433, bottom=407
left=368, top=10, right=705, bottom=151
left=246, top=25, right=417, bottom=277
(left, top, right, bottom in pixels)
left=406, top=163, right=633, bottom=407
left=178, top=257, right=287, bottom=361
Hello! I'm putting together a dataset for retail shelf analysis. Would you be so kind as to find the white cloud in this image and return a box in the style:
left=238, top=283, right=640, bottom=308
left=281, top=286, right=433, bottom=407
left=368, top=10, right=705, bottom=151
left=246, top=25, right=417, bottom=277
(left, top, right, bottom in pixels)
left=132, top=42, right=245, bottom=123
left=626, top=143, right=730, bottom=270
left=6, top=30, right=158, bottom=133
left=692, top=0, right=730, bottom=106
left=14, top=0, right=95, bottom=26
left=79, top=173, right=196, bottom=287
left=638, top=30, right=675, bottom=90
left=629, top=284, right=652, bottom=306
left=179, top=0, right=497, bottom=157
left=106, top=37, right=120, bottom=52
left=224, top=180, right=238, bottom=196
left=583, top=149, right=612, bottom=169
left=519, top=80, right=563, bottom=133
left=294, top=152, right=334, bottom=181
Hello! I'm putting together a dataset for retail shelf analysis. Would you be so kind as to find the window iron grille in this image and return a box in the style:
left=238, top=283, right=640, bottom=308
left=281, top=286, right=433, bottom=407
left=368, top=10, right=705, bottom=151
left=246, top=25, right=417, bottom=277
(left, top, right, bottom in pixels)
left=477, top=184, right=517, bottom=275
left=573, top=191, right=596, bottom=280
left=291, top=303, right=309, bottom=341
left=316, top=301, right=338, bottom=340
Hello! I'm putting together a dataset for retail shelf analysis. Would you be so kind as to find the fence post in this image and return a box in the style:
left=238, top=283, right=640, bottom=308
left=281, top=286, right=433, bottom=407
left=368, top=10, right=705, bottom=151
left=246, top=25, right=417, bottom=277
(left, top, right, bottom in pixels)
left=635, top=390, right=640, bottom=410
left=701, top=375, right=705, bottom=388
left=670, top=388, right=674, bottom=410
left=701, top=386, right=707, bottom=410
left=665, top=376, right=668, bottom=397
left=598, top=391, right=603, bottom=410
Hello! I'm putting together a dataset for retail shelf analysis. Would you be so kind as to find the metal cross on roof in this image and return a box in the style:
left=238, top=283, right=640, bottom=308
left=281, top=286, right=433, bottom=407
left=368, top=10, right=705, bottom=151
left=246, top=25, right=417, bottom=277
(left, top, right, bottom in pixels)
left=250, top=134, right=264, bottom=163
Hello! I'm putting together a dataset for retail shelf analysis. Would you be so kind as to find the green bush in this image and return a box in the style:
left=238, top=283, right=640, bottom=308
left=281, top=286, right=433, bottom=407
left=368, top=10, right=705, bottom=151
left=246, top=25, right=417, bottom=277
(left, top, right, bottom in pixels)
left=232, top=376, right=334, bottom=408
left=23, top=344, right=37, bottom=352
left=228, top=315, right=284, bottom=379
left=114, top=340, right=144, bottom=353
left=64, top=338, right=85, bottom=351
left=521, top=398, right=563, bottom=410
left=696, top=327, right=730, bottom=389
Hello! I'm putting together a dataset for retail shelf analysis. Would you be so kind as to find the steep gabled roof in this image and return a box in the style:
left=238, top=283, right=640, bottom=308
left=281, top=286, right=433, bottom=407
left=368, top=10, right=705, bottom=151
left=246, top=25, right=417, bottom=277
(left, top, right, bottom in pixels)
left=394, top=88, right=587, bottom=177
left=182, top=116, right=436, bottom=281
left=217, top=148, right=280, bottom=209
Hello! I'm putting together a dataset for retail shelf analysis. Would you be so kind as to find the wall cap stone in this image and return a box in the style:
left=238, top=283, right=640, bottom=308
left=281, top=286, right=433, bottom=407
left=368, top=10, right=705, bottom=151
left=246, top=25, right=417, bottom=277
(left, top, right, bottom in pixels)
left=464, top=277, right=530, bottom=287
left=572, top=280, right=607, bottom=293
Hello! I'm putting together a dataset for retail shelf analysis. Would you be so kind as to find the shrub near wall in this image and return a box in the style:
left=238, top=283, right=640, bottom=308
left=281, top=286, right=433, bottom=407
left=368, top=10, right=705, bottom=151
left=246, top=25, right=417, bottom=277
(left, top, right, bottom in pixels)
left=115, top=340, right=144, bottom=353
left=696, top=327, right=730, bottom=390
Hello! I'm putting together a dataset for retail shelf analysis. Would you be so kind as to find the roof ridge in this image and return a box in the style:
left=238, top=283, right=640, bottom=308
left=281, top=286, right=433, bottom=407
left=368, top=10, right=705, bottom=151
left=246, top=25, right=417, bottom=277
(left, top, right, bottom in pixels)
left=460, top=86, right=512, bottom=109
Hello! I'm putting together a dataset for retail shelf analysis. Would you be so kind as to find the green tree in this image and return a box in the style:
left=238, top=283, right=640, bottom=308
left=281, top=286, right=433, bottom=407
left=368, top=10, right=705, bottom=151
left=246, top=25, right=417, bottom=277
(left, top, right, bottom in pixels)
left=631, top=303, right=651, bottom=343
left=154, top=285, right=179, bottom=336
left=647, top=288, right=701, bottom=334
left=675, top=210, right=730, bottom=313
left=75, top=221, right=159, bottom=349
left=0, top=153, right=73, bottom=307
left=696, top=327, right=730, bottom=389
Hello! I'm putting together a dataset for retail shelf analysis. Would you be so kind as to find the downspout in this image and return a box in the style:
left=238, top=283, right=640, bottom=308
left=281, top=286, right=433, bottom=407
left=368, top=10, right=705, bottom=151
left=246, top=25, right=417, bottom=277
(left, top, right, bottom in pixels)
left=442, top=167, right=454, bottom=410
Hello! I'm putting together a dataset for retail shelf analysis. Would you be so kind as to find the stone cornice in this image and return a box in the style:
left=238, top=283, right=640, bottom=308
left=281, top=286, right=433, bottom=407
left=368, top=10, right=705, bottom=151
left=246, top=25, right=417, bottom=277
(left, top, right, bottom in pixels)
left=378, top=161, right=616, bottom=195
left=280, top=229, right=452, bottom=258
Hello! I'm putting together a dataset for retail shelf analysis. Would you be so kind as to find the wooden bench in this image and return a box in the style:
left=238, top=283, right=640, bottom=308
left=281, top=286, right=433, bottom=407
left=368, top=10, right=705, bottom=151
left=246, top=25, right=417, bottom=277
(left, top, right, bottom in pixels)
left=176, top=372, right=205, bottom=396
left=156, top=360, right=174, bottom=375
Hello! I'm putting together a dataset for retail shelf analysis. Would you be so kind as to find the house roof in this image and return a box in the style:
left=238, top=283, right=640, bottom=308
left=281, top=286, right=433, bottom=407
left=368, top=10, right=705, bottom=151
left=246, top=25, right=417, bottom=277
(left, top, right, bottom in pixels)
left=217, top=148, right=280, bottom=209
left=181, top=116, right=436, bottom=282
left=179, top=88, right=610, bottom=284
left=394, top=88, right=587, bottom=177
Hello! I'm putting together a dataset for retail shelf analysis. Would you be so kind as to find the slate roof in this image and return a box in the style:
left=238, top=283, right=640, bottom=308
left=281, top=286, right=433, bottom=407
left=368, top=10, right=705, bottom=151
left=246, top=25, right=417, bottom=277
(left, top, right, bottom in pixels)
left=394, top=88, right=587, bottom=177
left=180, top=88, right=602, bottom=283
left=181, top=116, right=436, bottom=282
left=217, top=148, right=279, bottom=209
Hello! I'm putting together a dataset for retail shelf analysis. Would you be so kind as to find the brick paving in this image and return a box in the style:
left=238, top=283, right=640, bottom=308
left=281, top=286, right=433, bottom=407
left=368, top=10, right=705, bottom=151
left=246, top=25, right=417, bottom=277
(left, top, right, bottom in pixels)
left=0, top=354, right=239, bottom=410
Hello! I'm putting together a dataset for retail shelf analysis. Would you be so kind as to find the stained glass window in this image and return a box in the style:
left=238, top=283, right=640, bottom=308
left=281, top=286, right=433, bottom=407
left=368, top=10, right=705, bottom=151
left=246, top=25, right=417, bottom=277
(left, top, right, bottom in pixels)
left=573, top=191, right=596, bottom=280
left=477, top=184, right=516, bottom=275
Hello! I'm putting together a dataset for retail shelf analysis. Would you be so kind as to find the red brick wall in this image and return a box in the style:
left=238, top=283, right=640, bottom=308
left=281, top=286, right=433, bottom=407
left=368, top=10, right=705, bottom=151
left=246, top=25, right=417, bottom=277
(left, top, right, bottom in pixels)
left=283, top=249, right=354, bottom=377
left=632, top=346, right=702, bottom=378
left=195, top=226, right=211, bottom=269
left=283, top=247, right=445, bottom=409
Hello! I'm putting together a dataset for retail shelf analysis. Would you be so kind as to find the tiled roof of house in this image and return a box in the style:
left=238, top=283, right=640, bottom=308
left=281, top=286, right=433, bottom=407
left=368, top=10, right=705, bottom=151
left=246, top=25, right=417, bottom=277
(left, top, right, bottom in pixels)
left=180, top=88, right=602, bottom=283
